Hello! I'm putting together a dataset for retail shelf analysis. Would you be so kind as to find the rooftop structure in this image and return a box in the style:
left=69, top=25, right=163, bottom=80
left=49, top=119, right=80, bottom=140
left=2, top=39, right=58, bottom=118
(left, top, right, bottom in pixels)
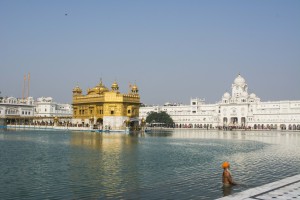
left=72, top=80, right=140, bottom=129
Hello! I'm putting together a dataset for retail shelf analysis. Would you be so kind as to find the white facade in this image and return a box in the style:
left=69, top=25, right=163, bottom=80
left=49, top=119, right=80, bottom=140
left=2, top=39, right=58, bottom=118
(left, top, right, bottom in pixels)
left=140, top=74, right=300, bottom=130
left=0, top=97, right=35, bottom=118
left=34, top=97, right=72, bottom=117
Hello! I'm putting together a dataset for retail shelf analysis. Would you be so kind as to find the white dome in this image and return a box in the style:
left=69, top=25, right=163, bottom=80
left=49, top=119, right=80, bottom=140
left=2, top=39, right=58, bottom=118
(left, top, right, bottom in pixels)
left=223, top=92, right=231, bottom=99
left=234, top=74, right=246, bottom=86
left=250, top=93, right=256, bottom=98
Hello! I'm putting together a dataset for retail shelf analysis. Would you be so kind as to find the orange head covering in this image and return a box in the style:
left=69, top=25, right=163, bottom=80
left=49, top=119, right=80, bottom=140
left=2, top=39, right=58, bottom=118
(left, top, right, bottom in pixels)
left=222, top=161, right=230, bottom=169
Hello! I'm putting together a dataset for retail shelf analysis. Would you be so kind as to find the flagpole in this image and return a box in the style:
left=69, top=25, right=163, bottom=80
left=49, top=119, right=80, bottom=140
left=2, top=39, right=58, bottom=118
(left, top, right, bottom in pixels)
left=23, top=74, right=26, bottom=100
left=27, top=73, right=30, bottom=98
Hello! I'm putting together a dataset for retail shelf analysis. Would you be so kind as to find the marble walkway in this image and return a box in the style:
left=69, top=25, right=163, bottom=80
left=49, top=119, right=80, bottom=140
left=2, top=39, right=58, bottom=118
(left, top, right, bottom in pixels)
left=218, top=174, right=300, bottom=200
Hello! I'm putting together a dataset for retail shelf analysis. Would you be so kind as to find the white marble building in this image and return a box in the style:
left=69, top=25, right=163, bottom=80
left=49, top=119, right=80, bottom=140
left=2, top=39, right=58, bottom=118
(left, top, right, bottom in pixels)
left=0, top=96, right=72, bottom=118
left=0, top=97, right=35, bottom=125
left=140, top=74, right=300, bottom=130
left=34, top=97, right=72, bottom=117
left=0, top=96, right=35, bottom=118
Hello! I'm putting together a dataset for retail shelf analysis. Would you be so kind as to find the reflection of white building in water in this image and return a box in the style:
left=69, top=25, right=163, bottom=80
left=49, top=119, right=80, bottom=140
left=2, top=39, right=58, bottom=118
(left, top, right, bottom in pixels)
left=140, top=74, right=300, bottom=130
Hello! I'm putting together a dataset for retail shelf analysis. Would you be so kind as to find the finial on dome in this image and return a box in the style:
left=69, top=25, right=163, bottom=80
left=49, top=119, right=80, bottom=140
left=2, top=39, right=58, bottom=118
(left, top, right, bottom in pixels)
left=98, top=78, right=107, bottom=88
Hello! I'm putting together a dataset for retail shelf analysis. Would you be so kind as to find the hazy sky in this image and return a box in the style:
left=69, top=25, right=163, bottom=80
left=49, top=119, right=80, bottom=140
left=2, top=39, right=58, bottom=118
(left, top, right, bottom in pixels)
left=1, top=1, right=299, bottom=105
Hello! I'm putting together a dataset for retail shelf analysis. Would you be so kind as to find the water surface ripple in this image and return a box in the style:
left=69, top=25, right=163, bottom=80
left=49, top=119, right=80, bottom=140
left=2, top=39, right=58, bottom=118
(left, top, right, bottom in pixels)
left=0, top=129, right=300, bottom=199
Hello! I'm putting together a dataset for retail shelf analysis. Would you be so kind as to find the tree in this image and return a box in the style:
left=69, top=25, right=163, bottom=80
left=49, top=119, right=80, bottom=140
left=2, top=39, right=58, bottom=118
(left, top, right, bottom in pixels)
left=146, top=111, right=174, bottom=127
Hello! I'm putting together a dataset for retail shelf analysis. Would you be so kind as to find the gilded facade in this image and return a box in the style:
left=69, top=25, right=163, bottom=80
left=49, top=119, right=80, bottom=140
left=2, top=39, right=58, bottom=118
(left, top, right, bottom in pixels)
left=72, top=80, right=140, bottom=129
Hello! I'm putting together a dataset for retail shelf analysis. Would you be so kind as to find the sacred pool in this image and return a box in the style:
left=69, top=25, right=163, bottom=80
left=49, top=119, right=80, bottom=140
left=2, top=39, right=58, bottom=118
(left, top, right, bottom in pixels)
left=0, top=129, right=299, bottom=199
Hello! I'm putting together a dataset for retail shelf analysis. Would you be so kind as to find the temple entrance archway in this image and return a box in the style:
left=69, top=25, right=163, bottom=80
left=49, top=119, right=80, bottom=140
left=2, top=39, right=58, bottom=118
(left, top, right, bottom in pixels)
left=96, top=118, right=103, bottom=129
left=223, top=117, right=228, bottom=126
left=280, top=124, right=286, bottom=130
left=230, top=117, right=238, bottom=126
left=241, top=117, right=246, bottom=127
left=97, top=118, right=103, bottom=124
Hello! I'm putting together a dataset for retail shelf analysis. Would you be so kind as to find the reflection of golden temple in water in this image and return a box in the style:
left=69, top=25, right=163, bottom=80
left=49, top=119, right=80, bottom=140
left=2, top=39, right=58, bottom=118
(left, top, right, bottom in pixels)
left=69, top=132, right=140, bottom=199
left=70, top=132, right=138, bottom=150
left=72, top=80, right=140, bottom=130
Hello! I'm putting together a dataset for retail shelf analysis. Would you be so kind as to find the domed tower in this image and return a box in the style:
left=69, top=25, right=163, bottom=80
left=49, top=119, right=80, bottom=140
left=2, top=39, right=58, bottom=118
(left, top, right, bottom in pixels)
left=131, top=84, right=139, bottom=94
left=231, top=74, right=248, bottom=98
left=222, top=92, right=231, bottom=103
left=72, top=85, right=82, bottom=96
left=89, top=79, right=109, bottom=95
left=111, top=81, right=119, bottom=92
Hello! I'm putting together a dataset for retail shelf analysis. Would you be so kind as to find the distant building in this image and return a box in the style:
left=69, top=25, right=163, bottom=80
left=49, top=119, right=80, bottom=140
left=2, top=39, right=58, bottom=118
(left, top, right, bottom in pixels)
left=34, top=97, right=72, bottom=117
left=0, top=95, right=72, bottom=126
left=140, top=74, right=300, bottom=130
left=0, top=97, right=35, bottom=124
left=72, top=80, right=140, bottom=129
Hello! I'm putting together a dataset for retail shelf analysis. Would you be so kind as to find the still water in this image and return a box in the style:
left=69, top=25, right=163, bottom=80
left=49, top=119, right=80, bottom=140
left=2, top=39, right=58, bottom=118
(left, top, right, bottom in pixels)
left=0, top=129, right=300, bottom=199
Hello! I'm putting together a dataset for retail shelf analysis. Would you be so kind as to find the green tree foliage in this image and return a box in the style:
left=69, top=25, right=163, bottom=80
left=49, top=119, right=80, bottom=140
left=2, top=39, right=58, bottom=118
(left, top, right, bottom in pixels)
left=146, top=111, right=174, bottom=127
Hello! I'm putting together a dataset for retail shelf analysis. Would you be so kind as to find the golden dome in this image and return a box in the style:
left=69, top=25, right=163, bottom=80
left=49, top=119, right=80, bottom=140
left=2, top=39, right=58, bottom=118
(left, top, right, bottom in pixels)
left=111, top=81, right=119, bottom=91
left=98, top=85, right=109, bottom=93
left=96, top=80, right=109, bottom=93
left=131, top=84, right=139, bottom=94
left=73, top=86, right=82, bottom=95
left=87, top=79, right=109, bottom=95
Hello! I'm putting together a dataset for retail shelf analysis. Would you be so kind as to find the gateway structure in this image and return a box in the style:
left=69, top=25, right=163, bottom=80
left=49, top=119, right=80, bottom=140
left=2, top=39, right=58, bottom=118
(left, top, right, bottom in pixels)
left=72, top=80, right=140, bottom=129
left=140, top=74, right=300, bottom=130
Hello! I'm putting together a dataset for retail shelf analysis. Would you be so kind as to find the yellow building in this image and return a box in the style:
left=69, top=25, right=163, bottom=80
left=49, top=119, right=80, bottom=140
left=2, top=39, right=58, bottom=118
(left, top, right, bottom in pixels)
left=72, top=80, right=140, bottom=130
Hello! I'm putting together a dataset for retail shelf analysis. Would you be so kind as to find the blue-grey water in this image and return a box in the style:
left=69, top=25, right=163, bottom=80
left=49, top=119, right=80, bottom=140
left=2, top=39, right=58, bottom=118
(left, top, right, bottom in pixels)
left=0, top=129, right=300, bottom=199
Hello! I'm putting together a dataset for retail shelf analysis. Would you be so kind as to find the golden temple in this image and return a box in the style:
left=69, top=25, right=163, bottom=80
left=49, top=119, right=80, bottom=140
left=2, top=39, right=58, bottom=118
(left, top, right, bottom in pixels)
left=72, top=80, right=140, bottom=130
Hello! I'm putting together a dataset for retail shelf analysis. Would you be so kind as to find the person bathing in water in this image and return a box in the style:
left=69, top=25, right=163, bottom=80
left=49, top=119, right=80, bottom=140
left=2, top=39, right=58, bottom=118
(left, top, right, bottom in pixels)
left=222, top=161, right=237, bottom=186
